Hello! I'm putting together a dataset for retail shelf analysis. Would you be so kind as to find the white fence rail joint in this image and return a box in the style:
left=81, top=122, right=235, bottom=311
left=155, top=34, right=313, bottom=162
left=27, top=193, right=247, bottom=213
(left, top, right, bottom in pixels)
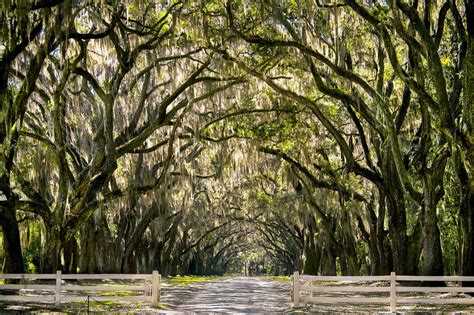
left=292, top=271, right=474, bottom=312
left=0, top=271, right=161, bottom=306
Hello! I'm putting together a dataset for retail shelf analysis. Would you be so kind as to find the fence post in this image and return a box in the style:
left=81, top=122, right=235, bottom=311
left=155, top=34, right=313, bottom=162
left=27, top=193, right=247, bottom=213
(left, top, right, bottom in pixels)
left=152, top=271, right=159, bottom=304
left=55, top=270, right=62, bottom=307
left=390, top=271, right=396, bottom=313
left=158, top=273, right=161, bottom=302
left=293, top=271, right=300, bottom=307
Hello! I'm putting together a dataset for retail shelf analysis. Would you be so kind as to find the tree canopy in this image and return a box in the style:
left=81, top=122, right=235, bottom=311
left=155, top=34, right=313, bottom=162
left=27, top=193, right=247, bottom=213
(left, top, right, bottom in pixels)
left=0, top=0, right=472, bottom=277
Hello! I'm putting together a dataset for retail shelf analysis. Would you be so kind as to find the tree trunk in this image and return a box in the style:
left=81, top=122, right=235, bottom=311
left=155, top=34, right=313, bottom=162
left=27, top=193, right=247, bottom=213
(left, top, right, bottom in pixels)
left=386, top=192, right=408, bottom=274
left=321, top=246, right=337, bottom=276
left=460, top=190, right=474, bottom=277
left=407, top=220, right=423, bottom=275
left=0, top=205, right=24, bottom=274
left=422, top=174, right=444, bottom=276
left=152, top=242, right=163, bottom=273
left=170, top=258, right=179, bottom=276
left=376, top=194, right=389, bottom=274
left=40, top=227, right=61, bottom=273
left=382, top=149, right=408, bottom=274
left=365, top=200, right=382, bottom=275
left=79, top=220, right=99, bottom=273
left=342, top=217, right=360, bottom=275
left=63, top=237, right=79, bottom=274
left=461, top=0, right=474, bottom=278
left=303, top=238, right=320, bottom=275
left=303, top=221, right=320, bottom=275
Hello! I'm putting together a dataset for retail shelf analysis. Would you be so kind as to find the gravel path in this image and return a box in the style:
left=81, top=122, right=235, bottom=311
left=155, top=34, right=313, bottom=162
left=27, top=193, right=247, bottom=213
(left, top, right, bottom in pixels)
left=0, top=277, right=292, bottom=314
left=161, top=277, right=292, bottom=313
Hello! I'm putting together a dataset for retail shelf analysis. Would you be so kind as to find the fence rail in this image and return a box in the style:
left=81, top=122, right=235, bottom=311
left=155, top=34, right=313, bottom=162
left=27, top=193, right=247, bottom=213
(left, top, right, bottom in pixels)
left=0, top=271, right=161, bottom=306
left=293, top=271, right=474, bottom=312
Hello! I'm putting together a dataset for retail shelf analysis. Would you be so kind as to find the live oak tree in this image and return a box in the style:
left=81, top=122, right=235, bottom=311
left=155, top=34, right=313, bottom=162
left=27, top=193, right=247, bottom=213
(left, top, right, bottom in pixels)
left=1, top=0, right=473, bottom=277
left=204, top=0, right=473, bottom=276
left=0, top=0, right=80, bottom=274
left=3, top=0, right=244, bottom=273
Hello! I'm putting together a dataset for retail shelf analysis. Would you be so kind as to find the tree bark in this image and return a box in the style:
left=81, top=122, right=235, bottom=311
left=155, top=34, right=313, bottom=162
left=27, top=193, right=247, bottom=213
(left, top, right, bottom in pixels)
left=321, top=246, right=337, bottom=276
left=461, top=0, right=474, bottom=278
left=422, top=174, right=444, bottom=276
left=460, top=189, right=474, bottom=277
left=406, top=221, right=423, bottom=275
left=63, top=237, right=78, bottom=274
left=79, top=219, right=99, bottom=273
left=376, top=194, right=389, bottom=274
left=381, top=147, right=409, bottom=274
left=0, top=204, right=24, bottom=274
left=303, top=223, right=320, bottom=275
left=40, top=227, right=61, bottom=273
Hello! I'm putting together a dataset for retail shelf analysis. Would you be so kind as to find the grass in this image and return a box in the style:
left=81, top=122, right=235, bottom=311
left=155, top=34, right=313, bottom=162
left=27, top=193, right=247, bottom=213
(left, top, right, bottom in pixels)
left=162, top=275, right=216, bottom=286
left=69, top=300, right=131, bottom=313
left=81, top=300, right=124, bottom=307
left=81, top=283, right=144, bottom=287
left=260, top=275, right=292, bottom=282
left=99, top=290, right=142, bottom=296
left=154, top=302, right=172, bottom=309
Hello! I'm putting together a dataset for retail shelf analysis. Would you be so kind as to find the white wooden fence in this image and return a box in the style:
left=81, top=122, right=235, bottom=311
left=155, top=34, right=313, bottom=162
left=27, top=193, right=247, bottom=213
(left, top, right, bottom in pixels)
left=0, top=271, right=161, bottom=306
left=293, top=271, right=474, bottom=312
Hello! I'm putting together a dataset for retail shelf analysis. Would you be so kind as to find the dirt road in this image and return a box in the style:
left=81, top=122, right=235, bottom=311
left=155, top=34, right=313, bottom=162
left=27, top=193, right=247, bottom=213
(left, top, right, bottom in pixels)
left=161, top=277, right=292, bottom=313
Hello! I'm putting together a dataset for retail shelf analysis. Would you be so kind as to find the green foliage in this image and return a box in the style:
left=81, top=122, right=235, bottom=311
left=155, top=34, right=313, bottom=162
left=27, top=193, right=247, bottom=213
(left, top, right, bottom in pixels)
left=22, top=222, right=42, bottom=273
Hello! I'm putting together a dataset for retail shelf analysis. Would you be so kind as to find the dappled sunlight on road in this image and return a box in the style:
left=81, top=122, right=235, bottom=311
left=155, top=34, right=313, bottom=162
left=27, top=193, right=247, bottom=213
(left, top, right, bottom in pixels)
left=161, top=276, right=292, bottom=313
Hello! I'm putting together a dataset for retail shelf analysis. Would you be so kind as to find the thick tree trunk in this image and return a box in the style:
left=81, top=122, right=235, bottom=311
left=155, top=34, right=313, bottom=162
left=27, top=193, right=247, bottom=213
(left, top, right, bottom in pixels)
left=303, top=238, right=320, bottom=275
left=422, top=175, right=444, bottom=276
left=170, top=259, right=179, bottom=276
left=345, top=249, right=361, bottom=276
left=461, top=0, right=474, bottom=278
left=40, top=228, right=61, bottom=273
left=0, top=67, right=24, bottom=276
left=303, top=221, right=320, bottom=275
left=0, top=205, right=24, bottom=274
left=363, top=200, right=382, bottom=275
left=342, top=218, right=361, bottom=275
left=460, top=191, right=474, bottom=277
left=406, top=221, right=423, bottom=275
left=79, top=220, right=99, bottom=273
left=63, top=237, right=79, bottom=274
left=376, top=194, right=389, bottom=274
left=465, top=0, right=474, bottom=135
left=386, top=193, right=408, bottom=274
left=321, top=246, right=337, bottom=276
left=383, top=149, right=408, bottom=274
left=152, top=242, right=163, bottom=273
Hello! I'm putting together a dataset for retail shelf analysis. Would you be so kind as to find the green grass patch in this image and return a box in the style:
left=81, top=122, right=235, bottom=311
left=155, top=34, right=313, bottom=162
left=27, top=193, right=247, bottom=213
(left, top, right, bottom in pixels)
left=68, top=300, right=129, bottom=312
left=87, top=300, right=124, bottom=307
left=99, top=290, right=141, bottom=296
left=260, top=275, right=291, bottom=282
left=162, top=275, right=216, bottom=286
left=154, top=302, right=172, bottom=309
left=78, top=280, right=144, bottom=286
